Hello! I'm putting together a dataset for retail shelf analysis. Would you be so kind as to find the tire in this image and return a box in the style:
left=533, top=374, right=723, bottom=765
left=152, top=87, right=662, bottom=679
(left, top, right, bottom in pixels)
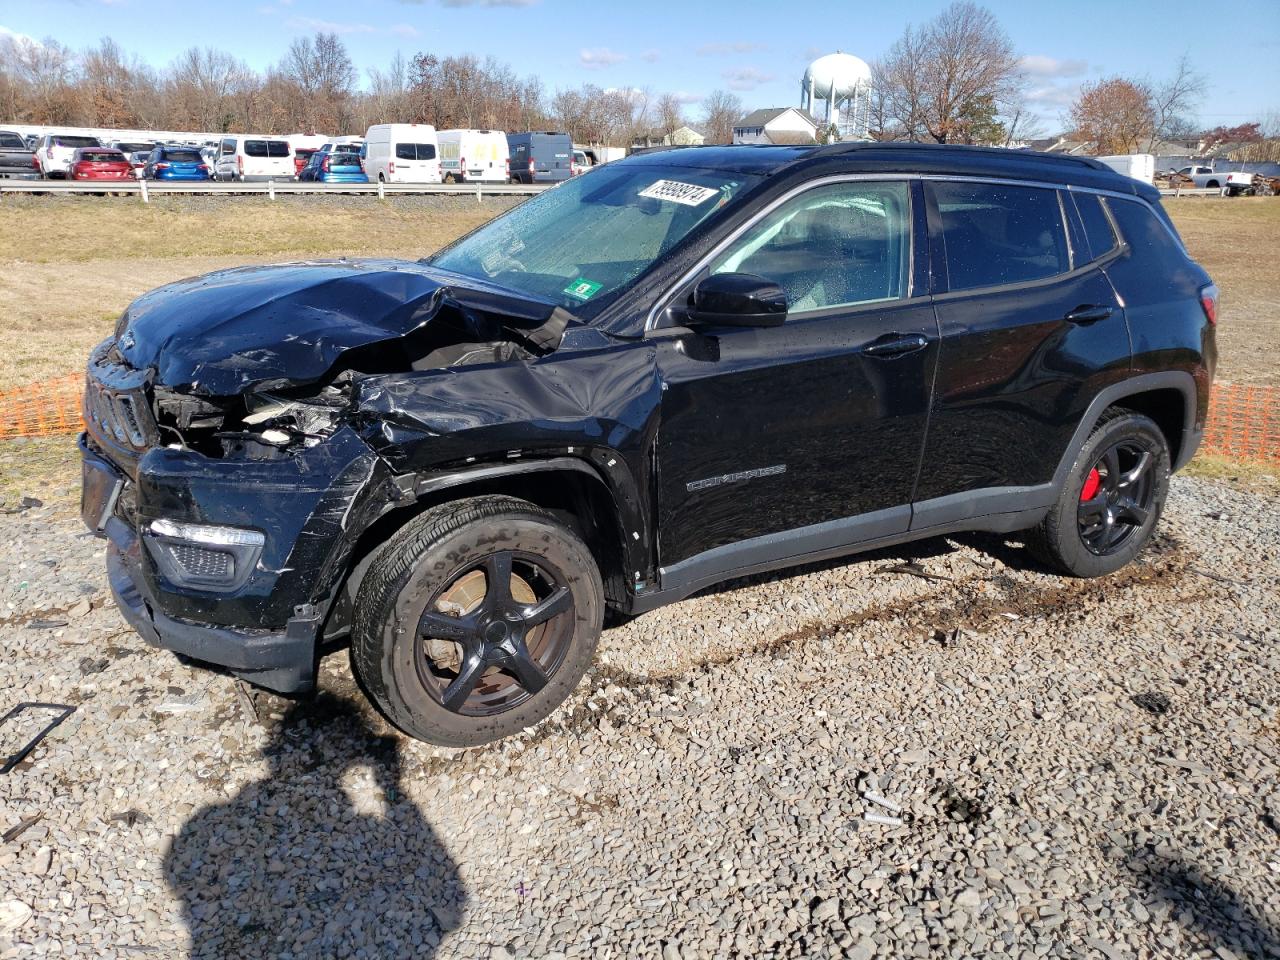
left=1026, top=409, right=1171, bottom=577
left=351, top=496, right=604, bottom=746
left=1206, top=180, right=1219, bottom=189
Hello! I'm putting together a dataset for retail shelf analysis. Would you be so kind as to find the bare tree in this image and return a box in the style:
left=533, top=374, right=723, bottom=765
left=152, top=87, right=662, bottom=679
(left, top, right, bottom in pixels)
left=1069, top=77, right=1155, bottom=154
left=699, top=89, right=742, bottom=145
left=656, top=92, right=684, bottom=137
left=879, top=2, right=1024, bottom=144
left=1147, top=54, right=1203, bottom=149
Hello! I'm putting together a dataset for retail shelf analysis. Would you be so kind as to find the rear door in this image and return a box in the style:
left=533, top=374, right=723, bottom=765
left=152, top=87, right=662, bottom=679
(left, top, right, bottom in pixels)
left=912, top=179, right=1130, bottom=524
left=655, top=178, right=938, bottom=571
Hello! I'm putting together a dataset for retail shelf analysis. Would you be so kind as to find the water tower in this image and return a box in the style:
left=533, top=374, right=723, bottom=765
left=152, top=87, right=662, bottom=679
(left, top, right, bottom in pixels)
left=801, top=52, right=873, bottom=140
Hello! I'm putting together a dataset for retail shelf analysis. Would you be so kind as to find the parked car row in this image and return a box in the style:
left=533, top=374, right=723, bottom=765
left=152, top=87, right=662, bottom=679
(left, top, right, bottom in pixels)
left=5, top=126, right=588, bottom=185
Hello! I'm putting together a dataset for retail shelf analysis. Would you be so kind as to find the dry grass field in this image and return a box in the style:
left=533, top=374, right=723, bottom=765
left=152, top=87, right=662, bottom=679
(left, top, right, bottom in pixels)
left=0, top=193, right=1275, bottom=392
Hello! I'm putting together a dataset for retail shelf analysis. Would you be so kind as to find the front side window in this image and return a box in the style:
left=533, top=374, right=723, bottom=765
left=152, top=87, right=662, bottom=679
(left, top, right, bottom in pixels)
left=432, top=163, right=759, bottom=313
left=932, top=181, right=1069, bottom=291
left=708, top=180, right=911, bottom=314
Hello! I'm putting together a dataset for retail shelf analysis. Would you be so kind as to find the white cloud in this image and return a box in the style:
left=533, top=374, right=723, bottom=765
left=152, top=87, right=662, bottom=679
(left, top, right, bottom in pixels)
left=580, top=47, right=626, bottom=69
left=697, top=41, right=766, bottom=56
left=1020, top=55, right=1087, bottom=79
left=672, top=91, right=702, bottom=105
left=0, top=25, right=41, bottom=47
left=389, top=23, right=419, bottom=36
left=435, top=0, right=538, bottom=6
left=723, top=66, right=775, bottom=91
left=286, top=15, right=376, bottom=33
left=1025, top=83, right=1082, bottom=112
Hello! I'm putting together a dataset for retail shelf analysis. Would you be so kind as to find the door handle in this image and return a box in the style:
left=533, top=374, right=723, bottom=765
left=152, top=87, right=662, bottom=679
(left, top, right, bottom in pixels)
left=1065, top=304, right=1114, bottom=324
left=860, top=333, right=929, bottom=357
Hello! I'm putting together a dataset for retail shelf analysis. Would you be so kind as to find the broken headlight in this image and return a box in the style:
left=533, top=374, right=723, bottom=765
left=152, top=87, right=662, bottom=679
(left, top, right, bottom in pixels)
left=144, top=518, right=265, bottom=591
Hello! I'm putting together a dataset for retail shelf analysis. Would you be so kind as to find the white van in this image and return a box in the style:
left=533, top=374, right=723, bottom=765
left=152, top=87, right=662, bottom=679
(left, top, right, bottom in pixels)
left=212, top=135, right=294, bottom=182
left=363, top=124, right=442, bottom=184
left=437, top=129, right=508, bottom=184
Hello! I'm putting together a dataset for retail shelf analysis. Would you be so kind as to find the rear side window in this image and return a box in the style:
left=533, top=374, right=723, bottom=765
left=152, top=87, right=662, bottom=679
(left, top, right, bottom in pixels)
left=244, top=140, right=290, bottom=158
left=395, top=143, right=436, bottom=161
left=1072, top=193, right=1117, bottom=260
left=1105, top=197, right=1187, bottom=263
left=932, top=182, right=1069, bottom=291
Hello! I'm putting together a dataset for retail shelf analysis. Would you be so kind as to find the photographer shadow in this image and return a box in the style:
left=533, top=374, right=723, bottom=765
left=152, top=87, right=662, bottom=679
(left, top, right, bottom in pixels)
left=164, top=692, right=465, bottom=959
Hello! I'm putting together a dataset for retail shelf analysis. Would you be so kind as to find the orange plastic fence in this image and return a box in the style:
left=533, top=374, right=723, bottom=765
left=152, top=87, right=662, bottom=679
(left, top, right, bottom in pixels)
left=0, top=373, right=83, bottom=442
left=1, top=372, right=1278, bottom=465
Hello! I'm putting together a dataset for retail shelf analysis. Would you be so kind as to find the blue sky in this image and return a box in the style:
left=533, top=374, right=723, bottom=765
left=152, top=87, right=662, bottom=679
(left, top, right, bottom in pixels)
left=3, top=0, right=1277, bottom=131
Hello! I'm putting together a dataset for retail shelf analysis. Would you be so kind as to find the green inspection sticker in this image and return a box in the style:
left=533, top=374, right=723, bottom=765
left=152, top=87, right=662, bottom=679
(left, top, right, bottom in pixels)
left=563, top=277, right=603, bottom=301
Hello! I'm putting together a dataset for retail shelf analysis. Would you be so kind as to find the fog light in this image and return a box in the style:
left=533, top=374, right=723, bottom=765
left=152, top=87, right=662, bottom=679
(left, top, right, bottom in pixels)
left=145, top=519, right=264, bottom=591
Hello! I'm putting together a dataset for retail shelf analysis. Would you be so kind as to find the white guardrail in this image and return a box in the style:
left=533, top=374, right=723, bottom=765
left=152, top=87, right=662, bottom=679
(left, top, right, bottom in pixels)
left=0, top=179, right=552, bottom=200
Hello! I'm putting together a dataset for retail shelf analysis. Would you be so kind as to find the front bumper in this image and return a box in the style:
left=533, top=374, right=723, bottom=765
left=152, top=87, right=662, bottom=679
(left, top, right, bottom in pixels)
left=108, top=533, right=319, bottom=693
left=80, top=426, right=387, bottom=693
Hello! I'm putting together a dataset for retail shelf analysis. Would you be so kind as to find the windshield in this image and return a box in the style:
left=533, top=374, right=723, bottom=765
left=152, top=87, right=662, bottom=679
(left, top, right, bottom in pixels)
left=431, top=163, right=758, bottom=312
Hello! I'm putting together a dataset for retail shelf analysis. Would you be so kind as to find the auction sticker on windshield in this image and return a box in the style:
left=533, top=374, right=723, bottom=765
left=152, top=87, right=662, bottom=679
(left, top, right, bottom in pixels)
left=564, top=277, right=603, bottom=301
left=639, top=180, right=719, bottom=206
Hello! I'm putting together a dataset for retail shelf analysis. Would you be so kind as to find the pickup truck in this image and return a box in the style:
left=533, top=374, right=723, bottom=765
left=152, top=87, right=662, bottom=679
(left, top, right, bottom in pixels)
left=0, top=130, right=38, bottom=179
left=1174, top=165, right=1255, bottom=196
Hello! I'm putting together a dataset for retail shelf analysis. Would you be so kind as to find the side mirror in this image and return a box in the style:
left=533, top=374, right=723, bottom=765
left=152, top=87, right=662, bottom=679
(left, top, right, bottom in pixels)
left=686, top=272, right=787, bottom=328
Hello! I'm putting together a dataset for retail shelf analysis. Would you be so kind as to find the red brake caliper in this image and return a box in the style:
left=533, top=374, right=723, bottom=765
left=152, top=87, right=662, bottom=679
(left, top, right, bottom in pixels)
left=1080, top=467, right=1101, bottom=501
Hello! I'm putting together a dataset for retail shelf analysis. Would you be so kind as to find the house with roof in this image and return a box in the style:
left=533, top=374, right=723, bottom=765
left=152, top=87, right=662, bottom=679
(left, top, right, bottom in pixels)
left=631, top=126, right=706, bottom=149
left=732, top=108, right=819, bottom=145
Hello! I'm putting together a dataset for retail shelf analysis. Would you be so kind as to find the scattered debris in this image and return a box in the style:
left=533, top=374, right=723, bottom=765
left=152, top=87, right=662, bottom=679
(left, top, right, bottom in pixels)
left=0, top=702, right=76, bottom=774
left=0, top=497, right=42, bottom=515
left=863, top=790, right=902, bottom=814
left=863, top=811, right=905, bottom=827
left=25, top=619, right=68, bottom=630
left=109, top=810, right=151, bottom=828
left=1, top=812, right=43, bottom=843
left=1131, top=692, right=1172, bottom=715
left=1187, top=566, right=1248, bottom=587
left=154, top=691, right=207, bottom=715
left=78, top=657, right=110, bottom=676
left=234, top=680, right=261, bottom=726
left=875, top=562, right=954, bottom=584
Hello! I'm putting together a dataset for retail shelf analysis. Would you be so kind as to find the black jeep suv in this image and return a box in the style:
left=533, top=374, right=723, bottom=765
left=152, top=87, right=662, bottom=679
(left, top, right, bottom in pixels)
left=80, top=143, right=1216, bottom=745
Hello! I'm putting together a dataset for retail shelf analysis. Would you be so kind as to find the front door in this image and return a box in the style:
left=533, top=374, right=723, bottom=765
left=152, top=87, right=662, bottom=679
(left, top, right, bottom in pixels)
left=654, top=178, right=938, bottom=575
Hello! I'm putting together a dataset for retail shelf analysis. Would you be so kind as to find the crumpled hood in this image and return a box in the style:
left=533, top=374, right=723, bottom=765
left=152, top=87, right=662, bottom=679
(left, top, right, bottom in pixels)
left=115, top=258, right=570, bottom=396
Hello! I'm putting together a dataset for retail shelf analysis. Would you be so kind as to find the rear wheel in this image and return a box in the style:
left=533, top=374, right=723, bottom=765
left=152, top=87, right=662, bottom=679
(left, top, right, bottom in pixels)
left=351, top=496, right=604, bottom=746
left=1027, top=410, right=1170, bottom=577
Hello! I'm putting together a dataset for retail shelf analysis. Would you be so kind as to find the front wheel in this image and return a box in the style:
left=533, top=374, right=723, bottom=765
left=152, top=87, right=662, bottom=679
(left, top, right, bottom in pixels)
left=352, top=496, right=604, bottom=746
left=1026, top=409, right=1171, bottom=577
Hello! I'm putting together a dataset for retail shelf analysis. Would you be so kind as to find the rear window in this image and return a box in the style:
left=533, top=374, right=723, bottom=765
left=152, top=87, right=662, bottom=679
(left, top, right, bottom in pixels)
left=79, top=150, right=124, bottom=162
left=932, top=181, right=1070, bottom=291
left=395, top=143, right=436, bottom=161
left=55, top=136, right=100, bottom=148
left=115, top=143, right=153, bottom=153
left=244, top=140, right=290, bottom=158
left=296, top=148, right=317, bottom=158
left=161, top=149, right=202, bottom=162
left=0, top=133, right=25, bottom=149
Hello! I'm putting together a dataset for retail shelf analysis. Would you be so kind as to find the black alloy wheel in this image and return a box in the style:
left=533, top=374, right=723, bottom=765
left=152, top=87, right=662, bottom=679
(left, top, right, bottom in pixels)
left=415, top=550, right=575, bottom=716
left=1076, top=440, right=1157, bottom=556
left=1026, top=409, right=1170, bottom=578
left=352, top=495, right=604, bottom=746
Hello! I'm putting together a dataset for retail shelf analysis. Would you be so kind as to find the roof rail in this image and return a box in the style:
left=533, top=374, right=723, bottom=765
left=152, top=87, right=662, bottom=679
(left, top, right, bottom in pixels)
left=809, top=140, right=1109, bottom=172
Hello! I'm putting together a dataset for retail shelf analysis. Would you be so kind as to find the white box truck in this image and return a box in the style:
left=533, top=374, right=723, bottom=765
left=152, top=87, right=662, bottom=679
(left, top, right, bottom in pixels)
left=363, top=124, right=442, bottom=184
left=1094, top=154, right=1155, bottom=185
left=438, top=129, right=508, bottom=184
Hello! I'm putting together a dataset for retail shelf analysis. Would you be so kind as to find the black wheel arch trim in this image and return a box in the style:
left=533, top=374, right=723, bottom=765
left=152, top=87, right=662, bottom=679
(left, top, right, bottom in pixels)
left=406, top=454, right=650, bottom=583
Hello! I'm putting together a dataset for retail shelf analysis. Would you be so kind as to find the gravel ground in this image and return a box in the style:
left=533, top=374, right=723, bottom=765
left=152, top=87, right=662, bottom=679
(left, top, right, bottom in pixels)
left=1, top=472, right=1278, bottom=959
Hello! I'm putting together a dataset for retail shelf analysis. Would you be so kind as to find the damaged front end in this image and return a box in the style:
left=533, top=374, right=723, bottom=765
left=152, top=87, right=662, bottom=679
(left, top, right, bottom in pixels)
left=80, top=258, right=574, bottom=692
